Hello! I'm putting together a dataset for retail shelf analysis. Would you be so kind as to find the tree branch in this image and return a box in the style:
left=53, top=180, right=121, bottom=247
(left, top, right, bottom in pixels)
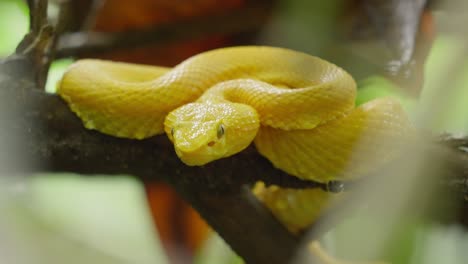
left=26, top=0, right=48, bottom=34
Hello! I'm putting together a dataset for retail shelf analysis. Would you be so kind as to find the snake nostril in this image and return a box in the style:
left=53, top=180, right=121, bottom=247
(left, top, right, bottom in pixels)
left=207, top=141, right=215, bottom=147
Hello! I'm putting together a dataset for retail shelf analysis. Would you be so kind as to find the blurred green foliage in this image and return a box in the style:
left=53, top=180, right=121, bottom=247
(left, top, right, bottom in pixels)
left=420, top=36, right=468, bottom=133
left=355, top=75, right=415, bottom=111
left=4, top=175, right=169, bottom=264
left=0, top=0, right=29, bottom=57
left=46, top=59, right=74, bottom=93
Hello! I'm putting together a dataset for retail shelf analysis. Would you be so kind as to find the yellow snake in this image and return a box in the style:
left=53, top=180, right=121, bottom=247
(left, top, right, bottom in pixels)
left=57, top=46, right=412, bottom=232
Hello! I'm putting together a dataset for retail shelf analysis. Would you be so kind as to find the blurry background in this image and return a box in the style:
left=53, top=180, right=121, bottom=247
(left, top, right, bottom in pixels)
left=1, top=0, right=468, bottom=263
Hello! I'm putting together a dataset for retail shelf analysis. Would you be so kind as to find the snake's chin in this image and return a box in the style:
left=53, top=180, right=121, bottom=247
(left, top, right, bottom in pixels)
left=174, top=143, right=227, bottom=166
left=172, top=126, right=229, bottom=166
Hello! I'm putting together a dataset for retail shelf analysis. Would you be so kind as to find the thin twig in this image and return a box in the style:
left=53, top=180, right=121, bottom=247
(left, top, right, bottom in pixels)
left=26, top=0, right=48, bottom=34
left=39, top=0, right=75, bottom=86
left=80, top=0, right=105, bottom=30
left=16, top=0, right=52, bottom=90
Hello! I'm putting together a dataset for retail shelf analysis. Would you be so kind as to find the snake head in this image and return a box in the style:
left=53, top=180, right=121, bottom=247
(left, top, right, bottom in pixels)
left=164, top=102, right=259, bottom=166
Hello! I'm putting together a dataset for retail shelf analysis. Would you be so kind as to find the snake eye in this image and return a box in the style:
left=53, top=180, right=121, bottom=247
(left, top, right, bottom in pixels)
left=170, top=128, right=175, bottom=137
left=217, top=124, right=225, bottom=139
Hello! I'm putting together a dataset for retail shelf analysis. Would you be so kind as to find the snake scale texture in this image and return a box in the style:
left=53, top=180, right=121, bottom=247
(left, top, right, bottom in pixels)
left=58, top=46, right=413, bottom=232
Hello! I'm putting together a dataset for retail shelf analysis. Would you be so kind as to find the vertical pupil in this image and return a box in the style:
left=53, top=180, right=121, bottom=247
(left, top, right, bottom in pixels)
left=217, top=124, right=224, bottom=139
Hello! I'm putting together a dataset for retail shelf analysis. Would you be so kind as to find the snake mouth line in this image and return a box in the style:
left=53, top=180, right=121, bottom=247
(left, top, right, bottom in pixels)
left=175, top=149, right=228, bottom=166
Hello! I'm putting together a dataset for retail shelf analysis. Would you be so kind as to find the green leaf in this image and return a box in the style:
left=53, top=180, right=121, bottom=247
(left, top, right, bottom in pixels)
left=0, top=0, right=29, bottom=57
left=356, top=75, right=415, bottom=113
left=46, top=59, right=74, bottom=93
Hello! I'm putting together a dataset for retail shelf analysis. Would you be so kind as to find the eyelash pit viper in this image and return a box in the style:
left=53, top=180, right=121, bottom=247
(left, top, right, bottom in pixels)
left=57, top=46, right=413, bottom=235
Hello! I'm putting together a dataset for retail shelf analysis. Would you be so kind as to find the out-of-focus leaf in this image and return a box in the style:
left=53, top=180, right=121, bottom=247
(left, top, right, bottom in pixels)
left=195, top=233, right=243, bottom=264
left=323, top=211, right=422, bottom=264
left=356, top=75, right=415, bottom=113
left=46, top=59, right=74, bottom=93
left=410, top=225, right=468, bottom=264
left=0, top=0, right=29, bottom=57
left=2, top=175, right=169, bottom=264
left=419, top=36, right=468, bottom=133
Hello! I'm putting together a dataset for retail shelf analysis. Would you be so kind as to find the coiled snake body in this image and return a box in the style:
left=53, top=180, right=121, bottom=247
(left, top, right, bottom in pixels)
left=58, top=46, right=412, bottom=231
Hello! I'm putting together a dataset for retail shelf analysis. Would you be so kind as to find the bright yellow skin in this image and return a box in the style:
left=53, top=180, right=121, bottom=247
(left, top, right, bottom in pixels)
left=253, top=182, right=343, bottom=234
left=57, top=46, right=412, bottom=233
